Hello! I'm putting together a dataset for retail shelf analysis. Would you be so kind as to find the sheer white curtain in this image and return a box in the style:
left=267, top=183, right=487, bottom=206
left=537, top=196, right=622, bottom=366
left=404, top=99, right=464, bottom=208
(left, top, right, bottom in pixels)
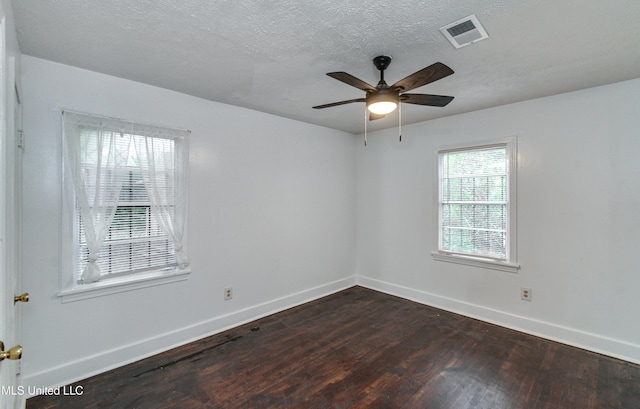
left=133, top=132, right=190, bottom=269
left=63, top=112, right=132, bottom=283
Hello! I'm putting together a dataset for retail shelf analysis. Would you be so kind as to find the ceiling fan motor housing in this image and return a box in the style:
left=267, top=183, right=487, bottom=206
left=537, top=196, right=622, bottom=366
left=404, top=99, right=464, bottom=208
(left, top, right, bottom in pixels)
left=366, top=88, right=399, bottom=106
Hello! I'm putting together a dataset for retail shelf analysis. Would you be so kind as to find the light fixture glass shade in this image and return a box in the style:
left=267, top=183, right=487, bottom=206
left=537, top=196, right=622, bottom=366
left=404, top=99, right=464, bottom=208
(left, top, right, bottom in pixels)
left=367, top=101, right=398, bottom=115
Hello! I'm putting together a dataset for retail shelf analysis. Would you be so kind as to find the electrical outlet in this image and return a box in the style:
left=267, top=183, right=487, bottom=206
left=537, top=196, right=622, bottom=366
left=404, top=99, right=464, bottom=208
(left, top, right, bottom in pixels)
left=224, top=287, right=233, bottom=300
left=521, top=288, right=532, bottom=301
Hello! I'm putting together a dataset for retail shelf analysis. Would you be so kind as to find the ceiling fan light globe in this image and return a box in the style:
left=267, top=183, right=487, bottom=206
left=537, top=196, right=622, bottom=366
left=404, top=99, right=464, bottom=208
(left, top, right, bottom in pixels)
left=367, top=101, right=397, bottom=115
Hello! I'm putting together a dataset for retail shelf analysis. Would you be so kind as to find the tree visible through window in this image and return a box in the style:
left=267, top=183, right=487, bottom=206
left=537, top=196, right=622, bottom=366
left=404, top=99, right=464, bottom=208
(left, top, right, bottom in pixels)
left=438, top=144, right=510, bottom=261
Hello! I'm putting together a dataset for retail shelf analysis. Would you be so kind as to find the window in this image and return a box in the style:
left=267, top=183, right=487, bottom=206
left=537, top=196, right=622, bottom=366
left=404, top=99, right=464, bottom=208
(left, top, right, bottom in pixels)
left=432, top=139, right=518, bottom=272
left=76, top=166, right=175, bottom=279
left=60, top=111, right=190, bottom=301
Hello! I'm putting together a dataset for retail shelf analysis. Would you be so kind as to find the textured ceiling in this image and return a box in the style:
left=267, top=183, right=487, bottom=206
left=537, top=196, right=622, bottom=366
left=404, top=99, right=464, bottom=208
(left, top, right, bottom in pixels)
left=11, top=0, right=640, bottom=134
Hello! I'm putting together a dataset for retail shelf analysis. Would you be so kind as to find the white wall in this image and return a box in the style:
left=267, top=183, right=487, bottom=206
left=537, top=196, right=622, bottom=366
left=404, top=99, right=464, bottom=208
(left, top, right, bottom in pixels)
left=355, top=78, right=640, bottom=364
left=20, top=56, right=357, bottom=388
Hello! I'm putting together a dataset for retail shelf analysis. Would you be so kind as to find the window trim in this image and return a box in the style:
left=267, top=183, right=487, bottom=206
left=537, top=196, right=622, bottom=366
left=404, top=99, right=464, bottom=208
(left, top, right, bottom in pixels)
left=432, top=136, right=519, bottom=273
left=59, top=111, right=191, bottom=302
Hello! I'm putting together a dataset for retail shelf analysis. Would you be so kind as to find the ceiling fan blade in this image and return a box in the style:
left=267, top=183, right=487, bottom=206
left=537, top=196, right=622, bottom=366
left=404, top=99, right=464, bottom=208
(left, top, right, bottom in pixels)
left=391, top=62, right=454, bottom=92
left=401, top=93, right=454, bottom=107
left=327, top=72, right=377, bottom=92
left=312, top=98, right=366, bottom=109
left=369, top=112, right=386, bottom=121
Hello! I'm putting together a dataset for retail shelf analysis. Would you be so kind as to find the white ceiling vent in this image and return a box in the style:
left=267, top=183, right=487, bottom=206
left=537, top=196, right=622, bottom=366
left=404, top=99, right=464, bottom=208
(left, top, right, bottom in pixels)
left=440, top=15, right=489, bottom=49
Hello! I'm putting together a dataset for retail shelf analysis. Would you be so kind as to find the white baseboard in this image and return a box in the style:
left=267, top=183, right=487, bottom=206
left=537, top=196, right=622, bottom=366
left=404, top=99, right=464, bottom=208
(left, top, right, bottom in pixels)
left=22, top=276, right=356, bottom=391
left=356, top=275, right=640, bottom=365
left=24, top=274, right=639, bottom=393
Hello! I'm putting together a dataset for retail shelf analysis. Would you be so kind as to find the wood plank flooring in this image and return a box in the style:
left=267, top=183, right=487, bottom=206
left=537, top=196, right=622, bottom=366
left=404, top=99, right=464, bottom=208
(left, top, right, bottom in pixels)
left=27, top=286, right=640, bottom=408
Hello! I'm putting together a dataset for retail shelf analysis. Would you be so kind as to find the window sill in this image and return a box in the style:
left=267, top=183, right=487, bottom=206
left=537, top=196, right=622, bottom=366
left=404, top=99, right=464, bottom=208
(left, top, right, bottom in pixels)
left=431, top=251, right=519, bottom=273
left=57, top=268, right=191, bottom=303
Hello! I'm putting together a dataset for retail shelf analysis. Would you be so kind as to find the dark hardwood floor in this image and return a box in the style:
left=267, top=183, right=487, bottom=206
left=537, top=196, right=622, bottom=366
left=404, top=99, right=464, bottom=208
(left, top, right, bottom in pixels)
left=27, top=286, right=640, bottom=408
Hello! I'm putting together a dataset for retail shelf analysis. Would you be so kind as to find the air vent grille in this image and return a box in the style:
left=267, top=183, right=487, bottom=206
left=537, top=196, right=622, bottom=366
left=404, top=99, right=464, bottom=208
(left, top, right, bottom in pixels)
left=447, top=20, right=476, bottom=37
left=440, top=15, right=489, bottom=49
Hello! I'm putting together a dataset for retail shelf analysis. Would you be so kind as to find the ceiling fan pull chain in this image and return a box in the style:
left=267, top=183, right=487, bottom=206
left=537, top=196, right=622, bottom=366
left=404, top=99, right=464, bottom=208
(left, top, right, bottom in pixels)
left=399, top=100, right=402, bottom=142
left=364, top=105, right=368, bottom=146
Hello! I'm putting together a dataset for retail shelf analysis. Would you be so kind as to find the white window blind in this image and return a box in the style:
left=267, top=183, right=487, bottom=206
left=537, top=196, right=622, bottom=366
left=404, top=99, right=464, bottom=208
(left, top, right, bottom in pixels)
left=439, top=144, right=509, bottom=261
left=76, top=157, right=177, bottom=279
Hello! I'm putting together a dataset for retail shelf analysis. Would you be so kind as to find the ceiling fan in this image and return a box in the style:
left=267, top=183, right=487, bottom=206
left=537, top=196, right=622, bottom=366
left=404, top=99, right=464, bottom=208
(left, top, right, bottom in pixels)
left=313, top=56, right=455, bottom=121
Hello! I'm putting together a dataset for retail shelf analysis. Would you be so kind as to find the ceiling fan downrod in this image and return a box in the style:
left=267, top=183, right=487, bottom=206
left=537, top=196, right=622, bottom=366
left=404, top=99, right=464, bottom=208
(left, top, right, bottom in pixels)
left=372, top=55, right=392, bottom=88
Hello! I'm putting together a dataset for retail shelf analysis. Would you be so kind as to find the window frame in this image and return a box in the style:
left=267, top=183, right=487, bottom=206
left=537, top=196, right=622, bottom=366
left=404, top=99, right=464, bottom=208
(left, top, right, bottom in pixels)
left=59, top=112, right=190, bottom=302
left=431, top=137, right=519, bottom=273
